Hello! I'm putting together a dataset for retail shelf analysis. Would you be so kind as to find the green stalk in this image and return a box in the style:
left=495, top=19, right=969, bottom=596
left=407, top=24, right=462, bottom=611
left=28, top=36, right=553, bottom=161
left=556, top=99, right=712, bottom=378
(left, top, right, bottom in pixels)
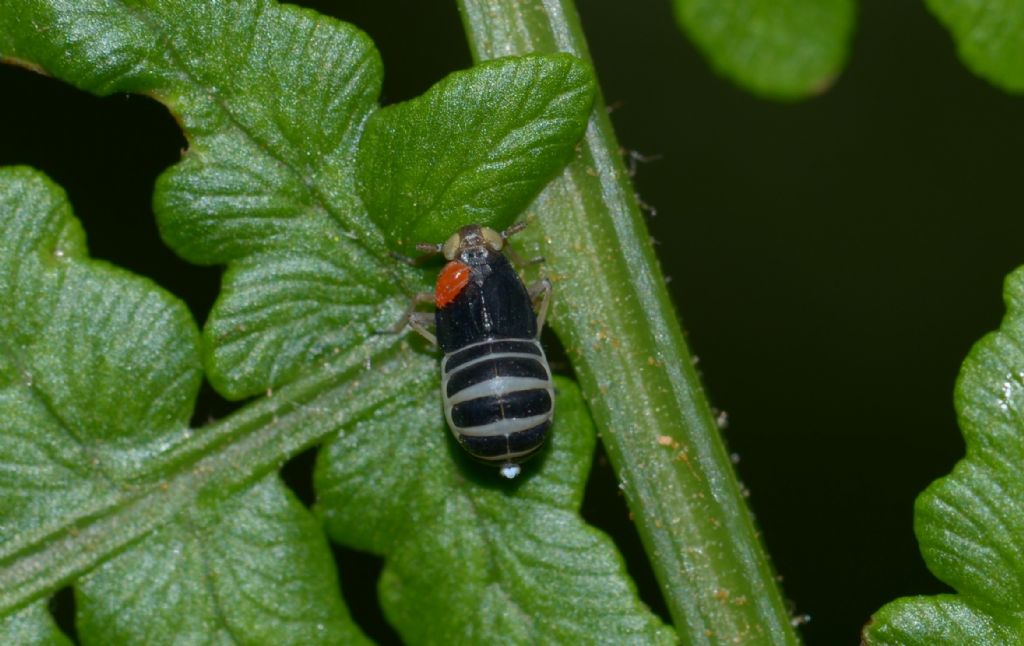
left=0, top=337, right=420, bottom=615
left=456, top=2, right=799, bottom=643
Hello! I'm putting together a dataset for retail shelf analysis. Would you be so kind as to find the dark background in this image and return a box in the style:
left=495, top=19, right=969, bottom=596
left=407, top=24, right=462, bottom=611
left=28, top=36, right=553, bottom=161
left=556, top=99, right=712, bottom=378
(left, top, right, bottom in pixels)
left=3, top=0, right=1022, bottom=643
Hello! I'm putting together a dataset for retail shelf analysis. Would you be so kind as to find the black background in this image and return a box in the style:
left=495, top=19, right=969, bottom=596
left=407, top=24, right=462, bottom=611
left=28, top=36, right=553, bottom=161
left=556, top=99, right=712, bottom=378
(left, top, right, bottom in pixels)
left=3, top=0, right=1023, bottom=643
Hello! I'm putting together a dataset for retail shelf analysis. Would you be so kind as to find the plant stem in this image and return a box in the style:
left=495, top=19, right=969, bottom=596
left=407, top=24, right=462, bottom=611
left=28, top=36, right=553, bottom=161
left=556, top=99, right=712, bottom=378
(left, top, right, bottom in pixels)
left=457, top=1, right=799, bottom=643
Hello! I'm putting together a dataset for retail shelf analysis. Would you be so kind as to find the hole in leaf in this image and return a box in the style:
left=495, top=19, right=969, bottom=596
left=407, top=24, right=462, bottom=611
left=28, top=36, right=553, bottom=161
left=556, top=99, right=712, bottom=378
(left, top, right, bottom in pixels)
left=540, top=325, right=570, bottom=375
left=189, top=379, right=242, bottom=429
left=303, top=0, right=472, bottom=103
left=0, top=64, right=221, bottom=325
left=280, top=445, right=319, bottom=508
left=331, top=543, right=402, bottom=646
left=49, top=585, right=79, bottom=644
left=581, top=444, right=672, bottom=625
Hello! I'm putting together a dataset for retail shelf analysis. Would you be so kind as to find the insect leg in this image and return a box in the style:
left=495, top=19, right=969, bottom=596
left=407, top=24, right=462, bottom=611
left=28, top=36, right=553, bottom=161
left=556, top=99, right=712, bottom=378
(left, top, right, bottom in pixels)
left=503, top=244, right=545, bottom=269
left=407, top=312, right=438, bottom=346
left=415, top=242, right=443, bottom=255
left=527, top=279, right=552, bottom=333
left=501, top=221, right=545, bottom=268
left=382, top=291, right=437, bottom=345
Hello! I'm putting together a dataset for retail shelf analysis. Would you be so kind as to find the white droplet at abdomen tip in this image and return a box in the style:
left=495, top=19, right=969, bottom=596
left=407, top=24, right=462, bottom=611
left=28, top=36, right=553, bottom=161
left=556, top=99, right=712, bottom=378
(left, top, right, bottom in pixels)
left=500, top=463, right=521, bottom=479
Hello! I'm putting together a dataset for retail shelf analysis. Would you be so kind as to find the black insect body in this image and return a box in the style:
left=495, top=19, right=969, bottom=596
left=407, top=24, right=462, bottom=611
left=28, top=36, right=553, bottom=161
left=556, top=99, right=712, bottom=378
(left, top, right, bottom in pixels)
left=397, top=223, right=553, bottom=479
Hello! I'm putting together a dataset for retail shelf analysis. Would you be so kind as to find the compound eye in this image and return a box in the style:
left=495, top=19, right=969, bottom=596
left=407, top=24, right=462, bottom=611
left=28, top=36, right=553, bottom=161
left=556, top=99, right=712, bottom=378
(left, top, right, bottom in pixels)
left=480, top=227, right=503, bottom=251
left=441, top=232, right=462, bottom=260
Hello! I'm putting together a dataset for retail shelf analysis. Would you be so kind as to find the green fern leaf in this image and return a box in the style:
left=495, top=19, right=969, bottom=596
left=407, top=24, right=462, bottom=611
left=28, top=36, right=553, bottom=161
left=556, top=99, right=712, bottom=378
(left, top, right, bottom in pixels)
left=671, top=0, right=855, bottom=99
left=864, top=268, right=1024, bottom=644
left=0, top=0, right=666, bottom=642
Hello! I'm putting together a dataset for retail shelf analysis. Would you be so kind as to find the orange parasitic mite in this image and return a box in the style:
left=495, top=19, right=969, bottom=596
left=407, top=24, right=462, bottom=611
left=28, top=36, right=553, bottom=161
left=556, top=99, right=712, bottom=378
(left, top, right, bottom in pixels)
left=435, top=261, right=472, bottom=308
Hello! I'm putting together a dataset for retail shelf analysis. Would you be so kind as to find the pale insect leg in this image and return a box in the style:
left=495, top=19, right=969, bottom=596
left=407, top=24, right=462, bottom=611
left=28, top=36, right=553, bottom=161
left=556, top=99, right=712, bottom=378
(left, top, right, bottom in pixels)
left=384, top=291, right=438, bottom=346
left=407, top=312, right=437, bottom=346
left=415, top=242, right=443, bottom=255
left=501, top=222, right=545, bottom=267
left=527, top=279, right=552, bottom=334
left=503, top=243, right=545, bottom=269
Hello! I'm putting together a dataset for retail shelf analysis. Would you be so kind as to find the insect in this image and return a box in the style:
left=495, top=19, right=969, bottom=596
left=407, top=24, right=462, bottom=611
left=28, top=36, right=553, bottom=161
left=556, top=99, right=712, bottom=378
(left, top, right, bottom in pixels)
left=394, top=222, right=554, bottom=479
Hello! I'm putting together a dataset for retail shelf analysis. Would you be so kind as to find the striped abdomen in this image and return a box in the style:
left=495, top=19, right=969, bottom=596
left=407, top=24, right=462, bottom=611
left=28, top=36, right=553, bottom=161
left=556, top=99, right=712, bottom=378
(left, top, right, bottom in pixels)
left=441, top=338, right=554, bottom=466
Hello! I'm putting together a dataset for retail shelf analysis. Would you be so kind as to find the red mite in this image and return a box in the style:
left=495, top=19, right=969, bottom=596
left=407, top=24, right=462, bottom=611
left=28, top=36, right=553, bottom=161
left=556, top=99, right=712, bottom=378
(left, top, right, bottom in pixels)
left=435, top=261, right=472, bottom=308
left=396, top=223, right=553, bottom=479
